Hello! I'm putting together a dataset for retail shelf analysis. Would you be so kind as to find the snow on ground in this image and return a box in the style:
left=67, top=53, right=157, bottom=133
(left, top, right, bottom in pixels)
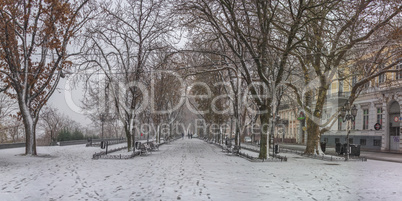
left=1, top=139, right=402, bottom=201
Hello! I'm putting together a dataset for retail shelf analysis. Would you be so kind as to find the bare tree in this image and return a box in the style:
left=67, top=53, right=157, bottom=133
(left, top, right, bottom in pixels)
left=39, top=106, right=62, bottom=145
left=0, top=94, right=22, bottom=143
left=0, top=93, right=16, bottom=121
left=79, top=0, right=176, bottom=150
left=189, top=70, right=231, bottom=142
left=9, top=121, right=24, bottom=143
left=177, top=0, right=311, bottom=159
left=285, top=1, right=401, bottom=155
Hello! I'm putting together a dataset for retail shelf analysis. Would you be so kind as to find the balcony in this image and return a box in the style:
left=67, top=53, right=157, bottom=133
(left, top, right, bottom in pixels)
left=326, top=91, right=350, bottom=106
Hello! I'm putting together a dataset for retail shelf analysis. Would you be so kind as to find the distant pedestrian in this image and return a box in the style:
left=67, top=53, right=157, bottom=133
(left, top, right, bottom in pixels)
left=182, top=133, right=184, bottom=139
left=188, top=133, right=190, bottom=139
left=190, top=134, right=193, bottom=139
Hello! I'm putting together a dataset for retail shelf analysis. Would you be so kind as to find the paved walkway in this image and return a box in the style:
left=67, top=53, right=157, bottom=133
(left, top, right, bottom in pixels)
left=275, top=143, right=402, bottom=163
left=2, top=139, right=402, bottom=200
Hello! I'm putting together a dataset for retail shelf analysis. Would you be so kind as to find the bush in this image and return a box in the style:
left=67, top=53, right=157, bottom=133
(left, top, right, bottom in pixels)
left=72, top=130, right=84, bottom=140
left=57, top=129, right=70, bottom=141
left=57, top=129, right=85, bottom=141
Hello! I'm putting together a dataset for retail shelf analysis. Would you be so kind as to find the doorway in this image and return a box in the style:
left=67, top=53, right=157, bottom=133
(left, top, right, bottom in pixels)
left=389, top=101, right=400, bottom=151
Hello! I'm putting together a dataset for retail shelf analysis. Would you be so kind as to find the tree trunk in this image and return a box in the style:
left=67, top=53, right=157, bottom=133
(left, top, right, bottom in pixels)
left=207, top=124, right=211, bottom=140
left=230, top=117, right=233, bottom=139
left=23, top=115, right=36, bottom=155
left=304, top=117, right=320, bottom=154
left=124, top=122, right=132, bottom=151
left=19, top=101, right=36, bottom=155
left=157, top=125, right=161, bottom=143
left=304, top=82, right=327, bottom=154
left=219, top=124, right=223, bottom=145
left=236, top=121, right=240, bottom=147
left=50, top=130, right=53, bottom=146
left=259, top=109, right=270, bottom=159
left=170, top=122, right=173, bottom=140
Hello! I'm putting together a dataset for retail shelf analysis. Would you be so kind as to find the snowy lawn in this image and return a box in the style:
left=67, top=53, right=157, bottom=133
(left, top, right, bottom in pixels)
left=1, top=139, right=402, bottom=201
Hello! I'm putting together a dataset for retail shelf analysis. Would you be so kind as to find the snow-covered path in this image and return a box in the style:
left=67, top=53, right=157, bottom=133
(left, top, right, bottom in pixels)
left=1, top=139, right=402, bottom=201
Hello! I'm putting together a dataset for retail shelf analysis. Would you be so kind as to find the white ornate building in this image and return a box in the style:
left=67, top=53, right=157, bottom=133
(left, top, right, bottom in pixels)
left=321, top=65, right=402, bottom=152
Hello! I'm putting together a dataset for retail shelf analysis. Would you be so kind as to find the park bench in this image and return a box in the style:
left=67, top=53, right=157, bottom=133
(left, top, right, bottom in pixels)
left=165, top=136, right=171, bottom=144
left=222, top=139, right=239, bottom=155
left=146, top=141, right=159, bottom=151
left=135, top=142, right=151, bottom=156
left=231, top=145, right=240, bottom=155
left=222, top=141, right=232, bottom=153
left=222, top=144, right=228, bottom=152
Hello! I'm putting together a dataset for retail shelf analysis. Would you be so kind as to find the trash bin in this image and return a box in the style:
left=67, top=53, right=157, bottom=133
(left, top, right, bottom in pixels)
left=135, top=142, right=141, bottom=150
left=320, top=142, right=326, bottom=153
left=86, top=138, right=92, bottom=147
left=349, top=144, right=361, bottom=156
left=100, top=141, right=106, bottom=149
left=335, top=142, right=342, bottom=155
left=274, top=144, right=279, bottom=154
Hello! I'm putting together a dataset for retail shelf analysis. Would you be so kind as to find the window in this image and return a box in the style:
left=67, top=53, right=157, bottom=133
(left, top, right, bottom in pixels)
left=327, top=84, right=331, bottom=97
left=349, top=138, right=353, bottom=144
left=376, top=107, right=383, bottom=126
left=335, top=138, right=340, bottom=143
left=373, top=139, right=381, bottom=146
left=352, top=76, right=357, bottom=87
left=338, top=117, right=343, bottom=130
left=339, top=80, right=344, bottom=93
left=360, top=139, right=366, bottom=146
left=396, top=62, right=402, bottom=80
left=378, top=73, right=385, bottom=83
left=364, top=81, right=370, bottom=88
left=363, top=109, right=369, bottom=130
left=326, top=109, right=331, bottom=120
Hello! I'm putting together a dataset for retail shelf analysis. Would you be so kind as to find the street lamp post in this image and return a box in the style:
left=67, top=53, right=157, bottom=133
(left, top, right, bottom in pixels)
left=340, top=101, right=358, bottom=161
left=272, top=115, right=280, bottom=158
left=100, top=113, right=106, bottom=140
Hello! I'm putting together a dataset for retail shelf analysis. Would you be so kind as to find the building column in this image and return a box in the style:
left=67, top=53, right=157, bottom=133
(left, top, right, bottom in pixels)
left=381, top=101, right=387, bottom=151
left=399, top=97, right=402, bottom=152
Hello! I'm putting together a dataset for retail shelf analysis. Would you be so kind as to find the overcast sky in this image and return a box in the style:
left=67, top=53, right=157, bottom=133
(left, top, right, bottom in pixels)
left=46, top=35, right=189, bottom=128
left=48, top=78, right=91, bottom=126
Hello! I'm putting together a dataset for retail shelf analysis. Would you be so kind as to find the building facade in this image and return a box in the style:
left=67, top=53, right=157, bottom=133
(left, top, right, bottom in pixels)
left=321, top=64, right=402, bottom=152
left=276, top=105, right=302, bottom=144
left=275, top=62, right=402, bottom=152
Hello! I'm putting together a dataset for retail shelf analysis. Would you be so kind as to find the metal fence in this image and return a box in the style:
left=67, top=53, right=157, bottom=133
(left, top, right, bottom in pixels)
left=59, top=138, right=126, bottom=146
left=0, top=142, right=25, bottom=149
